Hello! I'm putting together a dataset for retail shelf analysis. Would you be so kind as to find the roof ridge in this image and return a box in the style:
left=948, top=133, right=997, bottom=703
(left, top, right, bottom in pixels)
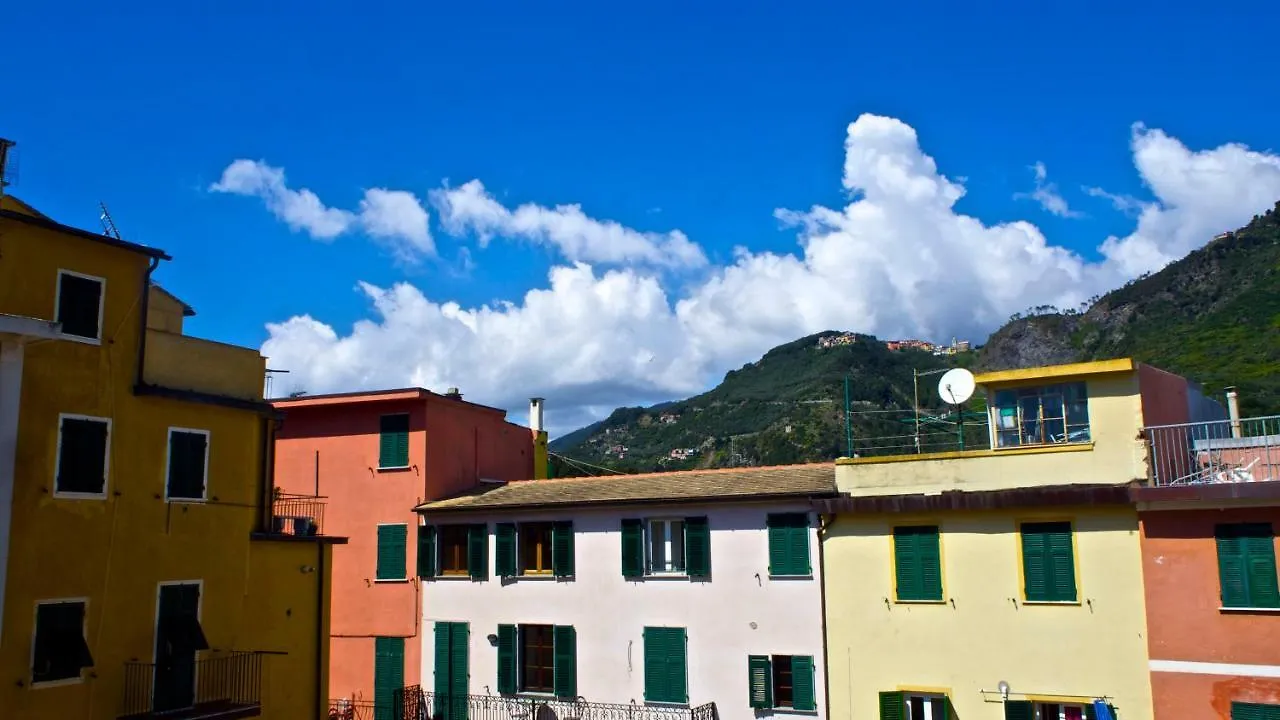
left=510, top=461, right=835, bottom=486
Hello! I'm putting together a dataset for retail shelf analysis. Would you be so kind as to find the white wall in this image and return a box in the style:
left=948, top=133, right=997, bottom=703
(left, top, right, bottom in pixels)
left=419, top=501, right=826, bottom=720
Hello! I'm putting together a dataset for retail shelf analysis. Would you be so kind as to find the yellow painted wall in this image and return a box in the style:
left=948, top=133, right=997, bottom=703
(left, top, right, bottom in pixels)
left=144, top=329, right=266, bottom=401
left=0, top=207, right=330, bottom=718
left=242, top=539, right=336, bottom=719
left=823, top=507, right=1153, bottom=720
left=146, top=286, right=187, bottom=334
left=837, top=373, right=1146, bottom=495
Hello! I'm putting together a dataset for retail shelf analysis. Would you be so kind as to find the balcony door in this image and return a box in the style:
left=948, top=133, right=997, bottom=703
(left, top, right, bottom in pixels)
left=154, top=582, right=208, bottom=712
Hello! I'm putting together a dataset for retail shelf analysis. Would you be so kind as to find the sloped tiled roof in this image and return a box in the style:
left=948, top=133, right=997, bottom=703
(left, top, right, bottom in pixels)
left=416, top=463, right=836, bottom=513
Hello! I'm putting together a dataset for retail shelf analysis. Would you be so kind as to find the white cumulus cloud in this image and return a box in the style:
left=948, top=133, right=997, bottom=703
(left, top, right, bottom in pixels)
left=1015, top=161, right=1082, bottom=218
left=431, top=179, right=707, bottom=268
left=210, top=159, right=435, bottom=259
left=259, top=115, right=1280, bottom=434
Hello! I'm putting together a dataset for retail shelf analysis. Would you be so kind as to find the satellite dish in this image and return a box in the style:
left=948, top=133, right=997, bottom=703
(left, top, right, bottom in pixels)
left=937, top=368, right=975, bottom=405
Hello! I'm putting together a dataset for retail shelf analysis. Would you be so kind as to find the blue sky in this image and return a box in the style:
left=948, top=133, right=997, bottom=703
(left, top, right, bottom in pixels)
left=7, top=1, right=1280, bottom=431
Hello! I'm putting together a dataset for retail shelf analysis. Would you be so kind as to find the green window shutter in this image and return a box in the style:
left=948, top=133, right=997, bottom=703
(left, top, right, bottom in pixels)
left=685, top=516, right=711, bottom=578
left=1217, top=530, right=1249, bottom=607
left=432, top=624, right=450, bottom=714
left=496, top=624, right=517, bottom=694
left=553, top=625, right=577, bottom=698
left=747, top=655, right=772, bottom=709
left=449, top=623, right=469, bottom=701
left=495, top=524, right=517, bottom=577
left=767, top=513, right=810, bottom=576
left=377, top=524, right=408, bottom=580
left=1246, top=531, right=1280, bottom=608
left=379, top=414, right=410, bottom=468
left=643, top=627, right=687, bottom=704
left=878, top=691, right=905, bottom=720
left=790, top=655, right=816, bottom=712
left=1083, top=703, right=1097, bottom=720
left=621, top=519, right=645, bottom=577
left=894, top=527, right=922, bottom=600
left=1004, top=700, right=1035, bottom=720
left=1022, top=522, right=1073, bottom=601
left=919, top=528, right=943, bottom=601
left=552, top=521, right=575, bottom=577
left=418, top=525, right=436, bottom=579
left=375, top=636, right=405, bottom=716
left=1046, top=524, right=1077, bottom=602
left=57, top=418, right=109, bottom=495
left=790, top=515, right=812, bottom=575
left=468, top=524, right=489, bottom=581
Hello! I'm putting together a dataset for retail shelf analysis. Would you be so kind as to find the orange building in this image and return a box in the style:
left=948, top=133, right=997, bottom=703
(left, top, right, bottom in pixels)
left=271, top=389, right=548, bottom=715
left=1136, top=405, right=1280, bottom=720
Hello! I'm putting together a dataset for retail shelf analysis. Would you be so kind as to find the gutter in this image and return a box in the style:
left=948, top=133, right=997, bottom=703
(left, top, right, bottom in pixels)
left=816, top=511, right=833, bottom=720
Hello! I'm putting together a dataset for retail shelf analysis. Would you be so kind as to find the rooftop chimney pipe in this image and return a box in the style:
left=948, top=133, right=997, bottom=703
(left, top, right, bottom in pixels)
left=530, top=397, right=545, bottom=433
left=1226, top=387, right=1242, bottom=438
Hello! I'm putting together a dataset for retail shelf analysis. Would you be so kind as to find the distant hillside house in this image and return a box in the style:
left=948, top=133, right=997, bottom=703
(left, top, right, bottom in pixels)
left=414, top=464, right=837, bottom=720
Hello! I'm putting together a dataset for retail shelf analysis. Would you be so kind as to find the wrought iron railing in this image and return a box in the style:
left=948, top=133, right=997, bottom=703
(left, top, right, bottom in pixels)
left=1144, top=415, right=1280, bottom=486
left=120, top=650, right=263, bottom=719
left=330, top=688, right=718, bottom=720
left=270, top=493, right=327, bottom=536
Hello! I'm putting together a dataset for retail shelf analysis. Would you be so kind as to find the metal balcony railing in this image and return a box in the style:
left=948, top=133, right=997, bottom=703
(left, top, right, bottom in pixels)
left=1144, top=415, right=1280, bottom=486
left=329, top=688, right=719, bottom=720
left=120, top=650, right=264, bottom=719
left=270, top=493, right=327, bottom=536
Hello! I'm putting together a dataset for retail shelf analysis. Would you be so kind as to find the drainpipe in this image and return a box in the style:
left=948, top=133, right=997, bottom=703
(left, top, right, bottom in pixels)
left=816, top=510, right=833, bottom=720
left=316, top=541, right=327, bottom=719
left=134, top=257, right=161, bottom=389
left=1226, top=387, right=1242, bottom=438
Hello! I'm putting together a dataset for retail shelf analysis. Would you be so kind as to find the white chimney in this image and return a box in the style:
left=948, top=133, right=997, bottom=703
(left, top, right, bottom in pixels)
left=529, top=397, right=545, bottom=433
left=1226, top=387, right=1242, bottom=438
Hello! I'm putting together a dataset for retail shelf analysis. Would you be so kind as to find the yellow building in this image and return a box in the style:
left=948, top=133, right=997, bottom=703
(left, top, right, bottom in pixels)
left=820, top=359, right=1220, bottom=720
left=0, top=192, right=343, bottom=719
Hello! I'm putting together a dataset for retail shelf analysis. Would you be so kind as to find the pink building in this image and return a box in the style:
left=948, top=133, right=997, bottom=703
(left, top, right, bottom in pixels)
left=272, top=389, right=548, bottom=715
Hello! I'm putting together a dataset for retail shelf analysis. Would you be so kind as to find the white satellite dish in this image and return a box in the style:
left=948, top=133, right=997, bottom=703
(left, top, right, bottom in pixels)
left=937, top=368, right=975, bottom=406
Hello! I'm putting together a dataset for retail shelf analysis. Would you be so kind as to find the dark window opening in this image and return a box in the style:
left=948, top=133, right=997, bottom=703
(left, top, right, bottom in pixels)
left=519, top=625, right=555, bottom=693
left=56, top=272, right=103, bottom=340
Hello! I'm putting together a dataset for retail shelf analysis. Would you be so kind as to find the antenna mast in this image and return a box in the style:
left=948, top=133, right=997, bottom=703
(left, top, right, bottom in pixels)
left=99, top=202, right=122, bottom=239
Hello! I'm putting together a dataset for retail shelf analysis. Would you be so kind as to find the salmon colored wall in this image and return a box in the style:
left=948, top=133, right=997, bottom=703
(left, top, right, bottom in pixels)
left=1151, top=672, right=1280, bottom=720
left=1141, top=509, right=1280, bottom=720
left=274, top=394, right=537, bottom=703
left=1140, top=509, right=1280, bottom=665
left=1138, top=364, right=1191, bottom=428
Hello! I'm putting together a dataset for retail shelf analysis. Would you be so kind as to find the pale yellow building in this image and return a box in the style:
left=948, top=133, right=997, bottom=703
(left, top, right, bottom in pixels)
left=820, top=359, right=1222, bottom=720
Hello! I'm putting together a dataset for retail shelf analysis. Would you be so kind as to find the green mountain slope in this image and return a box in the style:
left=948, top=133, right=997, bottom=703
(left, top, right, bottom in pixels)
left=552, top=201, right=1280, bottom=475
left=979, top=201, right=1280, bottom=416
left=550, top=333, right=981, bottom=474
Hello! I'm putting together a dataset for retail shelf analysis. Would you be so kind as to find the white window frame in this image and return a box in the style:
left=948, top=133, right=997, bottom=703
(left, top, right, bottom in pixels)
left=53, top=413, right=111, bottom=500
left=1033, top=702, right=1094, bottom=720
left=30, top=596, right=91, bottom=688
left=646, top=518, right=686, bottom=576
left=164, top=427, right=211, bottom=503
left=153, top=579, right=204, bottom=707
left=54, top=270, right=106, bottom=345
left=902, top=693, right=949, bottom=720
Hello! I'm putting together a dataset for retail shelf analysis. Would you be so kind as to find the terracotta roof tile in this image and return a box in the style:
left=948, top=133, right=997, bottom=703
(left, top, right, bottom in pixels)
left=416, top=463, right=837, bottom=512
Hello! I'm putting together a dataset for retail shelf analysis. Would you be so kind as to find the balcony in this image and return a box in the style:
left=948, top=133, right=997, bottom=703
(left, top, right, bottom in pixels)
left=1144, top=415, right=1280, bottom=486
left=328, top=688, right=719, bottom=720
left=120, top=650, right=264, bottom=720
left=269, top=493, right=327, bottom=537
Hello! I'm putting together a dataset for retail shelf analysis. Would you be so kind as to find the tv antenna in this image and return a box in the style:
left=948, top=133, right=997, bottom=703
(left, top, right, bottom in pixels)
left=99, top=202, right=122, bottom=239
left=937, top=368, right=976, bottom=450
